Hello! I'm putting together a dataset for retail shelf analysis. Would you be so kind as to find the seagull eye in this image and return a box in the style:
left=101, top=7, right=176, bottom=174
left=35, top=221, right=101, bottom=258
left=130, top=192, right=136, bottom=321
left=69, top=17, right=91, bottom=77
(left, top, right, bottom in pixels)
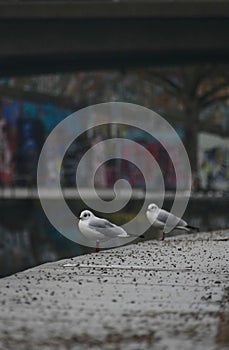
left=83, top=213, right=87, bottom=218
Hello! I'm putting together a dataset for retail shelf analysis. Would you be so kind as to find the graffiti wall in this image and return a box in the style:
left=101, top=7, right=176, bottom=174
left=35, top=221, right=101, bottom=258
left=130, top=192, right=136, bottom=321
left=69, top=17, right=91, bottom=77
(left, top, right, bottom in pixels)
left=0, top=99, right=72, bottom=186
left=0, top=98, right=188, bottom=190
left=199, top=133, right=229, bottom=191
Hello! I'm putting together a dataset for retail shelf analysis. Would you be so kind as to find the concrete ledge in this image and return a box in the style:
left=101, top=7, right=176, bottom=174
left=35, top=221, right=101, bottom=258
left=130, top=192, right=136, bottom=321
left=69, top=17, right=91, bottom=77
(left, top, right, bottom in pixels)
left=0, top=230, right=228, bottom=349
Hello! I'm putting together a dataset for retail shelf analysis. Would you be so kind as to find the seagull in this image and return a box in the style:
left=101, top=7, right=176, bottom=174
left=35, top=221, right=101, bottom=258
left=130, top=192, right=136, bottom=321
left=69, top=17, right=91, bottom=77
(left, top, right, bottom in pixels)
left=78, top=210, right=129, bottom=251
left=146, top=203, right=199, bottom=240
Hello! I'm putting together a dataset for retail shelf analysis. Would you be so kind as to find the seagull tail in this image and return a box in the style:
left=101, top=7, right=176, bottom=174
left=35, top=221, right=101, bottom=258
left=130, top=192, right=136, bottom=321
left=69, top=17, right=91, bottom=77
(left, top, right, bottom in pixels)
left=186, top=225, right=200, bottom=232
left=118, top=233, right=145, bottom=239
left=176, top=225, right=199, bottom=232
left=127, top=234, right=145, bottom=239
left=176, top=225, right=190, bottom=232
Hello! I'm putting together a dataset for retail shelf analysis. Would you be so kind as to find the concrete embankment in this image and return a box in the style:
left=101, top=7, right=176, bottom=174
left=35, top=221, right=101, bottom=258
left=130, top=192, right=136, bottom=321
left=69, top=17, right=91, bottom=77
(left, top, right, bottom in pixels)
left=0, top=231, right=228, bottom=350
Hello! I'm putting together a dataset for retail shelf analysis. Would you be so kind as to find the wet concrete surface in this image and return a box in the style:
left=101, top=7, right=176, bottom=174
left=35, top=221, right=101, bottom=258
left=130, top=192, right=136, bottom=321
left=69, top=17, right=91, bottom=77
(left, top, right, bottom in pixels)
left=0, top=230, right=229, bottom=350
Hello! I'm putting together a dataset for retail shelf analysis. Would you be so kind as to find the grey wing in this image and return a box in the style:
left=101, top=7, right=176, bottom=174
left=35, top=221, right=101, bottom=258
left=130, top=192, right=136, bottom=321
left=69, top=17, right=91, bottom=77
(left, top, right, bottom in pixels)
left=158, top=209, right=187, bottom=227
left=88, top=218, right=124, bottom=238
left=157, top=210, right=169, bottom=224
left=89, top=218, right=114, bottom=229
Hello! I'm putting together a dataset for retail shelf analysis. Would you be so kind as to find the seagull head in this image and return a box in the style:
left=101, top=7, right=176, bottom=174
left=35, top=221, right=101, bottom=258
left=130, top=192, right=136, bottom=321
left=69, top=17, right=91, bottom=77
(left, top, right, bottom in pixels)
left=79, top=210, right=94, bottom=221
left=147, top=203, right=159, bottom=213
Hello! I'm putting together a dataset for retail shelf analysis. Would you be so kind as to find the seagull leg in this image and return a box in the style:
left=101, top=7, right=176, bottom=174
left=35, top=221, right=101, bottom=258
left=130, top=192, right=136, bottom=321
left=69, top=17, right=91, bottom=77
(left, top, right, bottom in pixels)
left=161, top=232, right=165, bottom=241
left=95, top=240, right=100, bottom=253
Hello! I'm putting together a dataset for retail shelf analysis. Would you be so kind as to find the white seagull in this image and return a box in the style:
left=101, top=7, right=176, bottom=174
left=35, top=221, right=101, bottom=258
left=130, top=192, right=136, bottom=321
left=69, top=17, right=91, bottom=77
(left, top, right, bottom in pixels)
left=78, top=210, right=129, bottom=251
left=146, top=203, right=199, bottom=240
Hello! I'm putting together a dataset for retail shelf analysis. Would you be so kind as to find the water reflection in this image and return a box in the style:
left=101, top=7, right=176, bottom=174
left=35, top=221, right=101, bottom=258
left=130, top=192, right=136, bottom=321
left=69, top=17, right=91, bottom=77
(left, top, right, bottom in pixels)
left=0, top=199, right=88, bottom=277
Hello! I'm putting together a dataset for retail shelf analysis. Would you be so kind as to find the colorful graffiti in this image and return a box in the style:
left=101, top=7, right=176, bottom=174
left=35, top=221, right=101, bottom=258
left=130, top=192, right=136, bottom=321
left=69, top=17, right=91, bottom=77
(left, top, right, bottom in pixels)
left=0, top=99, right=72, bottom=186
left=199, top=133, right=229, bottom=191
left=0, top=98, right=188, bottom=190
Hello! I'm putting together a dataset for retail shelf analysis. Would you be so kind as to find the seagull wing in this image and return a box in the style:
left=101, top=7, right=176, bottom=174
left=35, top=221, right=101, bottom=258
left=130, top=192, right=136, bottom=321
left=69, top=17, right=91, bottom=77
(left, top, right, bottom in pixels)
left=88, top=218, right=128, bottom=238
left=158, top=209, right=187, bottom=227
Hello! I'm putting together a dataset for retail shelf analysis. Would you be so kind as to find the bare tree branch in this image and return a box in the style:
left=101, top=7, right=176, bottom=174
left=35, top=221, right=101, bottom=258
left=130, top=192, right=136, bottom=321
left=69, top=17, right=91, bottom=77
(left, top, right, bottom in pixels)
left=201, top=94, right=229, bottom=109
left=190, top=65, right=216, bottom=95
left=149, top=72, right=182, bottom=91
left=0, top=85, right=76, bottom=109
left=142, top=71, right=184, bottom=102
left=199, top=122, right=229, bottom=137
left=198, top=82, right=229, bottom=105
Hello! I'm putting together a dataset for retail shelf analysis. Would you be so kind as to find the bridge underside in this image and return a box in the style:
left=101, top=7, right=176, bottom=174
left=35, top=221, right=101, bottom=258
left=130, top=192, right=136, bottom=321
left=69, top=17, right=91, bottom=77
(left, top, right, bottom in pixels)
left=0, top=2, right=229, bottom=75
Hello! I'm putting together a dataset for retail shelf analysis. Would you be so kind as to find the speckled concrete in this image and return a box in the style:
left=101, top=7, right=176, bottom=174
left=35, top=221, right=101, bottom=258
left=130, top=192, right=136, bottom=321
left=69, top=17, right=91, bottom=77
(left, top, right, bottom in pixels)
left=0, top=231, right=229, bottom=350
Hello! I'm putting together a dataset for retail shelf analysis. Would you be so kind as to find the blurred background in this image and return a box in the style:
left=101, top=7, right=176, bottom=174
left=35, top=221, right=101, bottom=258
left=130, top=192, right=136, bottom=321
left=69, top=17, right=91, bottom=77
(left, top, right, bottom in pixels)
left=0, top=0, right=229, bottom=277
